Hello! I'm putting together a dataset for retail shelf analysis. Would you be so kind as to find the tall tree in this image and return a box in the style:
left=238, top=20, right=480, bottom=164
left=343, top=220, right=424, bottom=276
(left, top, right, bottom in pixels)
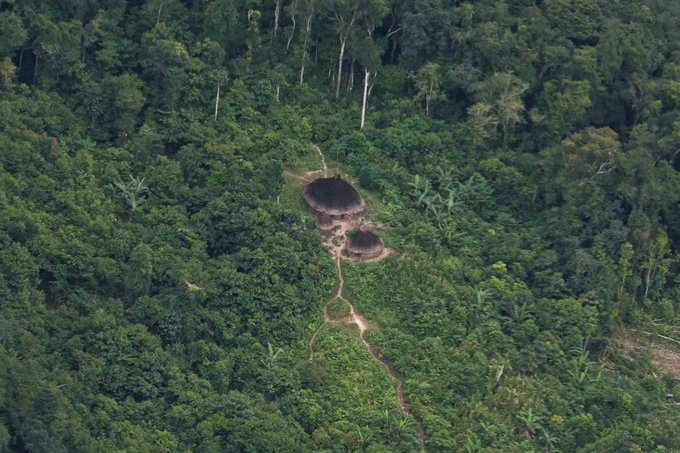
left=472, top=72, right=528, bottom=146
left=0, top=12, right=26, bottom=58
left=325, top=0, right=360, bottom=100
left=273, top=0, right=282, bottom=38
left=298, top=0, right=315, bottom=84
left=204, top=0, right=243, bottom=54
left=410, top=62, right=444, bottom=116
left=355, top=0, right=387, bottom=127
left=356, top=36, right=381, bottom=129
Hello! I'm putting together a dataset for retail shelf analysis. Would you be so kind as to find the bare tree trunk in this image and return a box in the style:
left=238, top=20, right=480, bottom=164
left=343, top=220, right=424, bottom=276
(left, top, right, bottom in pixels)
left=335, top=35, right=346, bottom=100
left=286, top=0, right=299, bottom=51
left=386, top=23, right=401, bottom=64
left=286, top=15, right=296, bottom=50
left=644, top=269, right=651, bottom=300
left=425, top=82, right=434, bottom=116
left=156, top=2, right=163, bottom=26
left=273, top=0, right=281, bottom=37
left=368, top=71, right=376, bottom=97
left=644, top=265, right=654, bottom=300
left=361, top=69, right=370, bottom=129
left=214, top=83, right=220, bottom=121
left=300, top=11, right=313, bottom=84
left=299, top=58, right=305, bottom=84
left=425, top=81, right=433, bottom=116
left=619, top=274, right=627, bottom=303
left=347, top=57, right=355, bottom=92
left=390, top=39, right=398, bottom=64
left=276, top=83, right=280, bottom=101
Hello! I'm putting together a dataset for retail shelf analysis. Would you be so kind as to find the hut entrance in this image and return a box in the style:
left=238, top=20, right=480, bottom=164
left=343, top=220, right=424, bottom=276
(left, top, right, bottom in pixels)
left=315, top=214, right=336, bottom=236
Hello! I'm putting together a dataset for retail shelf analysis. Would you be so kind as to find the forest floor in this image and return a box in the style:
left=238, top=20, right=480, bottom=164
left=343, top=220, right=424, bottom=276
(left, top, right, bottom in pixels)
left=303, top=145, right=427, bottom=451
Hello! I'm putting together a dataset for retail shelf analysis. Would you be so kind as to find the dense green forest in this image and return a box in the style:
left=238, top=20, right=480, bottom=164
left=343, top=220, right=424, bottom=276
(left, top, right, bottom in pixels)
left=2, top=0, right=680, bottom=451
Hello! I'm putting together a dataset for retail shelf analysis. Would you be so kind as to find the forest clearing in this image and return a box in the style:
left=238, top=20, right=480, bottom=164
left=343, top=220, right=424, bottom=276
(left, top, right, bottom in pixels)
left=301, top=146, right=426, bottom=448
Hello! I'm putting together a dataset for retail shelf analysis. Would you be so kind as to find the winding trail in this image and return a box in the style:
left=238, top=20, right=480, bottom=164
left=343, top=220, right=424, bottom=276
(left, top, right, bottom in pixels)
left=313, top=144, right=327, bottom=177
left=306, top=146, right=426, bottom=451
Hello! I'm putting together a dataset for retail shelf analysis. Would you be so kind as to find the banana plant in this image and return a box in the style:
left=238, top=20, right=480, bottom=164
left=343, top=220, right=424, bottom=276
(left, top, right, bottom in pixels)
left=355, top=426, right=374, bottom=449
left=443, top=186, right=464, bottom=213
left=436, top=166, right=456, bottom=187
left=567, top=349, right=600, bottom=389
left=262, top=342, right=283, bottom=370
left=511, top=301, right=532, bottom=323
left=409, top=174, right=433, bottom=208
left=517, top=408, right=543, bottom=439
left=540, top=428, right=560, bottom=452
left=428, top=203, right=447, bottom=230
left=396, top=416, right=414, bottom=437
left=380, top=410, right=393, bottom=436
left=464, top=432, right=483, bottom=453
left=111, top=175, right=148, bottom=213
left=466, top=287, right=492, bottom=333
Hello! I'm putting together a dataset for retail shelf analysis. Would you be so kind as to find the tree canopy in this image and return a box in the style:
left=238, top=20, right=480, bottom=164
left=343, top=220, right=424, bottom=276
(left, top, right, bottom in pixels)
left=1, top=0, right=680, bottom=451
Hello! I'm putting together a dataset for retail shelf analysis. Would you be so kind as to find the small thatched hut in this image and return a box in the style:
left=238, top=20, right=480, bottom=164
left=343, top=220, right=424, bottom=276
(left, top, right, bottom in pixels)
left=303, top=174, right=365, bottom=219
left=347, top=228, right=384, bottom=260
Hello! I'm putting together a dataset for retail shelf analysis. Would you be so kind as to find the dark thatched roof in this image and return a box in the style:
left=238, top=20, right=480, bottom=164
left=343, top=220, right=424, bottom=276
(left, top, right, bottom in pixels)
left=347, top=230, right=384, bottom=255
left=303, top=175, right=365, bottom=216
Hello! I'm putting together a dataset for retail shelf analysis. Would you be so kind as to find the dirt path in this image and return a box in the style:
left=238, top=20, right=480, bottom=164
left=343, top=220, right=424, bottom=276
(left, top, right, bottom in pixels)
left=307, top=145, right=426, bottom=451
left=313, top=144, right=327, bottom=178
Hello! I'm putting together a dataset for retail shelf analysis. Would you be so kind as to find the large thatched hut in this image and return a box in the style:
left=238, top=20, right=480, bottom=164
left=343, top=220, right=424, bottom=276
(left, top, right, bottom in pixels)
left=347, top=228, right=384, bottom=260
left=303, top=174, right=365, bottom=219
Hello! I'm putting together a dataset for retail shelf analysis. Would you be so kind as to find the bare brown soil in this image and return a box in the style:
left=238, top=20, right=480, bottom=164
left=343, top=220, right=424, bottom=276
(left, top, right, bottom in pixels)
left=283, top=168, right=319, bottom=183
left=611, top=332, right=680, bottom=380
